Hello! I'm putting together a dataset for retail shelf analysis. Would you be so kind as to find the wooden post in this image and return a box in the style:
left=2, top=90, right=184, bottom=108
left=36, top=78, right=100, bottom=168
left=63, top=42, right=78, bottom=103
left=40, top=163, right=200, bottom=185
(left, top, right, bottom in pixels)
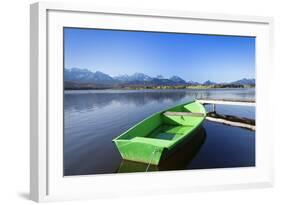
left=212, top=104, right=216, bottom=113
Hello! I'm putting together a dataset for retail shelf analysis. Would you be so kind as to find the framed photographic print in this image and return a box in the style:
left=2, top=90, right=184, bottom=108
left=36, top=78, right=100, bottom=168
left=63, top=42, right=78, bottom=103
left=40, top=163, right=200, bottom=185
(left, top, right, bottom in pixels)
left=30, top=2, right=274, bottom=202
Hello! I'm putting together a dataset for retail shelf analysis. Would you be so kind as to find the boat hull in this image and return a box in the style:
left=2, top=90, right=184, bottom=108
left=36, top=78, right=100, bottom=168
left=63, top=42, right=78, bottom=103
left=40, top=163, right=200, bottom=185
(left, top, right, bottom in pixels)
left=113, top=100, right=206, bottom=165
left=114, top=140, right=165, bottom=165
left=117, top=127, right=206, bottom=173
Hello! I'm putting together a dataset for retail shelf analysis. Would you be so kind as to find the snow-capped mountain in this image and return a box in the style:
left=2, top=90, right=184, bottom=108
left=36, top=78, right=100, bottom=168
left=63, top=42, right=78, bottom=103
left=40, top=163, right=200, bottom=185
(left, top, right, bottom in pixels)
left=231, top=78, right=255, bottom=85
left=64, top=68, right=116, bottom=84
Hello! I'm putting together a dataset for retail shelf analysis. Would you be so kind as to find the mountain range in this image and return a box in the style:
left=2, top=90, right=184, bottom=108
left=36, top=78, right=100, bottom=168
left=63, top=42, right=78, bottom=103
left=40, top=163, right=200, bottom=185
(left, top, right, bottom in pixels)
left=64, top=67, right=255, bottom=86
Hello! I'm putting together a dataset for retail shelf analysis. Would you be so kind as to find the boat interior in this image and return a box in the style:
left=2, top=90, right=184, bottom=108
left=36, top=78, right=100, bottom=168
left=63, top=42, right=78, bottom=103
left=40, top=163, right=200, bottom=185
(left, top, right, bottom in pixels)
left=115, top=101, right=206, bottom=149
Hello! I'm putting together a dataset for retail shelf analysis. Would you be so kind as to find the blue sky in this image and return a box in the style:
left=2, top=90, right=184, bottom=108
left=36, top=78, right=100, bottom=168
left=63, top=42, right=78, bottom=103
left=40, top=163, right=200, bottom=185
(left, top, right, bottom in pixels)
left=64, top=28, right=255, bottom=83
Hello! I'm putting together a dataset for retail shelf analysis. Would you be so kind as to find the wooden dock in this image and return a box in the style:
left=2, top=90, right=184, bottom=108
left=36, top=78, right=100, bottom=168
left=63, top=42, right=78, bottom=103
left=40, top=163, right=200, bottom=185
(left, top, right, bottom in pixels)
left=197, top=99, right=255, bottom=106
left=196, top=99, right=255, bottom=131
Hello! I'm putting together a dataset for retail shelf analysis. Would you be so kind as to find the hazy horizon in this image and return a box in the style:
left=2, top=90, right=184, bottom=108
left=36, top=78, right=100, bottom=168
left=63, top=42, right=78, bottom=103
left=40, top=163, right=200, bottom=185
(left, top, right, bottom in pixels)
left=64, top=28, right=255, bottom=83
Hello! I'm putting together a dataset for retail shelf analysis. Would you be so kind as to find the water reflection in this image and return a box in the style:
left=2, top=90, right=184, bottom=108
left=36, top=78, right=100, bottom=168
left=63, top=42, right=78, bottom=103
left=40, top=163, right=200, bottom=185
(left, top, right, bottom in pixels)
left=64, top=88, right=255, bottom=176
left=64, top=90, right=187, bottom=112
left=64, top=88, right=255, bottom=112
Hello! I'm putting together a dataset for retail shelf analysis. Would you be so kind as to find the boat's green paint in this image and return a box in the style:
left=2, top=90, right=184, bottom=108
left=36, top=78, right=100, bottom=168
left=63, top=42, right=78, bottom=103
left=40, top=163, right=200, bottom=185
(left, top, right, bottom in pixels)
left=117, top=127, right=206, bottom=173
left=112, top=100, right=206, bottom=165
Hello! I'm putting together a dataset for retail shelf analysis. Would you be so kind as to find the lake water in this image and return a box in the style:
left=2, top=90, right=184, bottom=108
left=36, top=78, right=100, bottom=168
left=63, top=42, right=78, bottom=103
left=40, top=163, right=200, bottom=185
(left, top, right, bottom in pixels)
left=64, top=88, right=255, bottom=176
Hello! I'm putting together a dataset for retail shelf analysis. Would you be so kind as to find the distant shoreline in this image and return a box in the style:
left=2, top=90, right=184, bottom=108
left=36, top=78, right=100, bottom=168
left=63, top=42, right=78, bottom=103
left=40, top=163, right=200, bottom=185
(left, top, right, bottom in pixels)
left=64, top=86, right=255, bottom=91
left=64, top=82, right=255, bottom=91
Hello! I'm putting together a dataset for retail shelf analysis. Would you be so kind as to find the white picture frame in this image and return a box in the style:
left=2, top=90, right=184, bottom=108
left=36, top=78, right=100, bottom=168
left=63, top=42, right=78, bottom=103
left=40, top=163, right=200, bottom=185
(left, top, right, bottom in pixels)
left=30, top=2, right=274, bottom=202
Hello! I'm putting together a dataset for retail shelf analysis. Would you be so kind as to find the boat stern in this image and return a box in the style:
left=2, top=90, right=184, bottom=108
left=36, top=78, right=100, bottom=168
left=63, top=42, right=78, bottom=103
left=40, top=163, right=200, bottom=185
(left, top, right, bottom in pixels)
left=113, top=139, right=165, bottom=165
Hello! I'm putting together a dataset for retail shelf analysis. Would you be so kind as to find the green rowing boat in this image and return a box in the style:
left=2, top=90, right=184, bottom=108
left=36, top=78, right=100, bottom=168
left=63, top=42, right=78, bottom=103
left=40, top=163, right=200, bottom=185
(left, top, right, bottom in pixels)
left=112, top=100, right=206, bottom=165
left=117, top=127, right=206, bottom=173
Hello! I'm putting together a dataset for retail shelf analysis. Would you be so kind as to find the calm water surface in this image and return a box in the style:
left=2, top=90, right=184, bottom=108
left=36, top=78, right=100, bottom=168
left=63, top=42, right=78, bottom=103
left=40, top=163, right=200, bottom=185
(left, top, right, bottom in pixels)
left=64, top=88, right=255, bottom=176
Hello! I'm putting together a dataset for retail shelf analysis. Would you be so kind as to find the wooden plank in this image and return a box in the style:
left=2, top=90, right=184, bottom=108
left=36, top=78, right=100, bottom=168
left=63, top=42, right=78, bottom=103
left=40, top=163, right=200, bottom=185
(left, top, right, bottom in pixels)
left=196, top=99, right=255, bottom=106
left=206, top=117, right=255, bottom=131
left=163, top=111, right=205, bottom=117
left=207, top=112, right=255, bottom=125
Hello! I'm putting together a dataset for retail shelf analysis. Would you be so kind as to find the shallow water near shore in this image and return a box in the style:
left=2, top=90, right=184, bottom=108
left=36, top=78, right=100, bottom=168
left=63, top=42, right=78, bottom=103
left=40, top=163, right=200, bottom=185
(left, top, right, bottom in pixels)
left=64, top=88, right=255, bottom=176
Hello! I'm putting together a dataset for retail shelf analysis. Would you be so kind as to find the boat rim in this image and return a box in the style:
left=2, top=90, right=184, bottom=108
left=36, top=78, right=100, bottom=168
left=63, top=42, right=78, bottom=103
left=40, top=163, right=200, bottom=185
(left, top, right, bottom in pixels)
left=112, top=99, right=205, bottom=142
